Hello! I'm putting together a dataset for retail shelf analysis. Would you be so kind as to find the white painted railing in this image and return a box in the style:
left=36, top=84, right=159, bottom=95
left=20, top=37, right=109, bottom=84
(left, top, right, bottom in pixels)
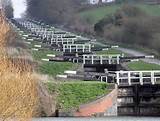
left=51, top=38, right=76, bottom=45
left=83, top=54, right=121, bottom=65
left=63, top=44, right=91, bottom=53
left=116, top=71, right=160, bottom=85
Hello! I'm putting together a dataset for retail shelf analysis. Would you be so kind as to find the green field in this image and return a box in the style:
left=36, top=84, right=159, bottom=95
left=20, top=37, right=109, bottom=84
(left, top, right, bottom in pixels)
left=26, top=40, right=42, bottom=48
left=39, top=62, right=78, bottom=76
left=30, top=39, right=62, bottom=61
left=47, top=82, right=113, bottom=111
left=31, top=49, right=78, bottom=77
left=31, top=41, right=78, bottom=77
left=79, top=4, right=160, bottom=24
left=32, top=49, right=61, bottom=60
left=79, top=4, right=121, bottom=24
left=127, top=61, right=160, bottom=71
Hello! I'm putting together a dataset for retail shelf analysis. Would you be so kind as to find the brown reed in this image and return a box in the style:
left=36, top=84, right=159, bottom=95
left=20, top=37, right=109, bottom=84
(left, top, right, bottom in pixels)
left=0, top=11, right=38, bottom=121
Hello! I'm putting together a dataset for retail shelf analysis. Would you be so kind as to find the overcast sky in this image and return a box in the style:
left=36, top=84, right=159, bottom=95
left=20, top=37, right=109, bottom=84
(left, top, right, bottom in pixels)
left=11, top=0, right=27, bottom=18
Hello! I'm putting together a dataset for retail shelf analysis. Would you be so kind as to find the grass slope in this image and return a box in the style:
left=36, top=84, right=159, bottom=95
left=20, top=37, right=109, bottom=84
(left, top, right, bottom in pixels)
left=47, top=82, right=113, bottom=111
left=39, top=62, right=78, bottom=76
left=127, top=61, right=160, bottom=70
left=31, top=41, right=78, bottom=77
left=32, top=49, right=61, bottom=60
left=79, top=4, right=121, bottom=24
left=79, top=4, right=160, bottom=24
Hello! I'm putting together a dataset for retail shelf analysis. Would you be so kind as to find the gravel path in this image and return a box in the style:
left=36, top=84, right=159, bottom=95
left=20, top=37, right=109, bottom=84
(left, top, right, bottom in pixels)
left=116, top=47, right=160, bottom=65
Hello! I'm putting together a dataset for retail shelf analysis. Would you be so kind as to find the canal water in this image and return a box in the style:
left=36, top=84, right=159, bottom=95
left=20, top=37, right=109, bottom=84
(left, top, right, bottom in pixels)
left=33, top=117, right=160, bottom=121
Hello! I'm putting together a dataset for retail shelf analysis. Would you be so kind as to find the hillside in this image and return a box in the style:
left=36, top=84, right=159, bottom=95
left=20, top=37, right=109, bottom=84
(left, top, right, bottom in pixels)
left=79, top=4, right=121, bottom=24
left=79, top=4, right=160, bottom=24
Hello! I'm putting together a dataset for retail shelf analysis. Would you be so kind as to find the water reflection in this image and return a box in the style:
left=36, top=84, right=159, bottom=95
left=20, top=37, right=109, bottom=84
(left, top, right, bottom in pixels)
left=33, top=117, right=160, bottom=121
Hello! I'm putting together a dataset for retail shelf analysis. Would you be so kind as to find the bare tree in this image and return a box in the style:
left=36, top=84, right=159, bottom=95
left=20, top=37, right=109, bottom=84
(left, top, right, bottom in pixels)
left=1, top=0, right=13, bottom=18
left=26, top=0, right=81, bottom=24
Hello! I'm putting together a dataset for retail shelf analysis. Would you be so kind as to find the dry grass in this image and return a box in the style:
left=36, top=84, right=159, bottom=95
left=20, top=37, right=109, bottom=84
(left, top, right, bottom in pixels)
left=0, top=11, right=38, bottom=120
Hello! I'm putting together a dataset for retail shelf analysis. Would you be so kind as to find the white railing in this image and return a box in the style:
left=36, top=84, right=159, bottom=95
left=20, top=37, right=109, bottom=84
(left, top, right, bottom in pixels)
left=83, top=54, right=121, bottom=65
left=51, top=38, right=76, bottom=45
left=116, top=71, right=160, bottom=85
left=63, top=44, right=91, bottom=53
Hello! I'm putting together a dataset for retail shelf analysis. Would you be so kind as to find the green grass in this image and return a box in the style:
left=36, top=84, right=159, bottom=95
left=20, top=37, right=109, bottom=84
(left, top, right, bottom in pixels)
left=47, top=82, right=113, bottom=111
left=30, top=40, right=79, bottom=77
left=79, top=4, right=121, bottom=24
left=79, top=4, right=160, bottom=24
left=27, top=40, right=42, bottom=48
left=32, top=49, right=78, bottom=76
left=32, top=49, right=61, bottom=60
left=127, top=61, right=160, bottom=71
left=39, top=62, right=78, bottom=76
left=29, top=38, right=62, bottom=61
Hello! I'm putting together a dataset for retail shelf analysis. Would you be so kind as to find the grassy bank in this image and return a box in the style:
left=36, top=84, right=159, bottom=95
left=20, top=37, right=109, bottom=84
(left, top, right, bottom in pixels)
left=79, top=4, right=120, bottom=24
left=127, top=61, right=160, bottom=71
left=32, top=49, right=61, bottom=60
left=47, top=82, right=113, bottom=111
left=39, top=62, right=78, bottom=76
left=79, top=4, right=160, bottom=24
left=30, top=41, right=78, bottom=77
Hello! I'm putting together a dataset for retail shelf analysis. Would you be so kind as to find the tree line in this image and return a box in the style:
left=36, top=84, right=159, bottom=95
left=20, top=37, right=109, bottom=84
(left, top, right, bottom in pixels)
left=26, top=0, right=86, bottom=24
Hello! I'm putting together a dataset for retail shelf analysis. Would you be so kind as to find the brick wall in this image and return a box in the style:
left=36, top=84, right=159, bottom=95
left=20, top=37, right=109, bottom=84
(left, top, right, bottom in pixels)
left=74, top=88, right=117, bottom=117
